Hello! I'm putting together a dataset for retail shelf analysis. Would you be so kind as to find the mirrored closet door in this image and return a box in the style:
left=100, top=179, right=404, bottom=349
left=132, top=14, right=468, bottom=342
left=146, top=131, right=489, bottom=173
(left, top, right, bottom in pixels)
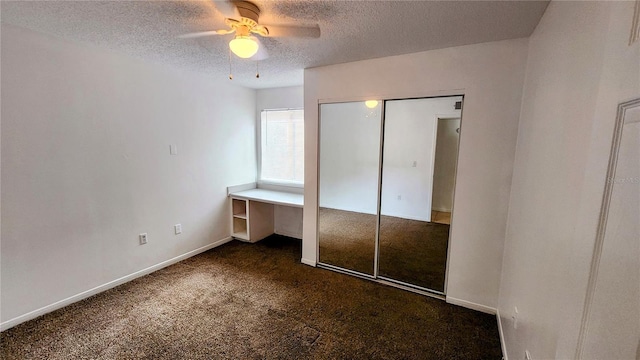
left=378, top=97, right=462, bottom=293
left=318, top=101, right=382, bottom=276
left=318, top=96, right=462, bottom=294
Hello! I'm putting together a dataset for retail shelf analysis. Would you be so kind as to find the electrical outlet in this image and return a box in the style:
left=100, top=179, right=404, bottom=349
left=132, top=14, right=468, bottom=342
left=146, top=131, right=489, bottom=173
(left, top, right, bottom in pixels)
left=512, top=306, right=519, bottom=329
left=397, top=195, right=402, bottom=200
left=524, top=350, right=532, bottom=360
left=139, top=233, right=148, bottom=245
left=174, top=224, right=182, bottom=235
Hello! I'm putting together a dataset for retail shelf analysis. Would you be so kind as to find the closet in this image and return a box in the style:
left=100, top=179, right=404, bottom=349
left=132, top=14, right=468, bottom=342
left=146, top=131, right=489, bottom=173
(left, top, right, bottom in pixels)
left=317, top=96, right=463, bottom=295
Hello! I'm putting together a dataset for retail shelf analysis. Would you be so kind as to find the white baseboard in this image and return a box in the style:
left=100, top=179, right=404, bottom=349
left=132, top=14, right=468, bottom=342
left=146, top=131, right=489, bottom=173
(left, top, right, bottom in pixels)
left=0, top=236, right=232, bottom=332
left=381, top=213, right=430, bottom=222
left=496, top=309, right=508, bottom=360
left=300, top=258, right=316, bottom=267
left=446, top=296, right=497, bottom=315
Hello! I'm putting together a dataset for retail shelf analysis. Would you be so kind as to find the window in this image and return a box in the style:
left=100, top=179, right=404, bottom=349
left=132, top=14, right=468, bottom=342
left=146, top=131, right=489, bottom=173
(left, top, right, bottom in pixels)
left=260, top=109, right=304, bottom=184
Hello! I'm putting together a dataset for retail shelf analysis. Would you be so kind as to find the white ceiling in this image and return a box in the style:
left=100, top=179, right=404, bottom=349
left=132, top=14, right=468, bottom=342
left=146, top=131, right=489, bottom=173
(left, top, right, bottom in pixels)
left=1, top=0, right=549, bottom=89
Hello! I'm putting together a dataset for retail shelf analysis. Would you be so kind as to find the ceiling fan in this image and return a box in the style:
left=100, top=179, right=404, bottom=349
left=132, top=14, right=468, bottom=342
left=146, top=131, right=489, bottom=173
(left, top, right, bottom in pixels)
left=178, top=1, right=321, bottom=60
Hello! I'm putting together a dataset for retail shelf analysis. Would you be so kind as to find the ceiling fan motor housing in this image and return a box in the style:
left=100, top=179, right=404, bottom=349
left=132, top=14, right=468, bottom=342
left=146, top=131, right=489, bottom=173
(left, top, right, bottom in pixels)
left=224, top=1, right=269, bottom=37
left=236, top=1, right=260, bottom=25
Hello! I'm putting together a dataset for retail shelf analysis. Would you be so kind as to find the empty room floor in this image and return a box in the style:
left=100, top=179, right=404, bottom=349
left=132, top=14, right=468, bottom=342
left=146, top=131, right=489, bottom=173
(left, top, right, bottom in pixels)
left=0, top=236, right=501, bottom=359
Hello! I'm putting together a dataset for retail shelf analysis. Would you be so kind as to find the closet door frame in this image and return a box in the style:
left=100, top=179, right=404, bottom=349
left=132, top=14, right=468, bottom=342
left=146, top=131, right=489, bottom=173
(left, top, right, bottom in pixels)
left=575, top=97, right=640, bottom=358
left=315, top=94, right=465, bottom=299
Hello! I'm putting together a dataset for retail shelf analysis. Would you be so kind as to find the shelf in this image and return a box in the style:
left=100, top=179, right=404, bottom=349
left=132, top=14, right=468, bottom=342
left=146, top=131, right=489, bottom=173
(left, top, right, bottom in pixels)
left=232, top=231, right=248, bottom=239
left=229, top=189, right=282, bottom=243
left=233, top=216, right=248, bottom=239
left=232, top=198, right=248, bottom=216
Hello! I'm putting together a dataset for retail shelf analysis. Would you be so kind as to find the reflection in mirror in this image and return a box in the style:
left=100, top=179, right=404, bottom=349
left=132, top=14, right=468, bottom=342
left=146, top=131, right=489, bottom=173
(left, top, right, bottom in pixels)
left=318, top=101, right=382, bottom=275
left=378, top=96, right=462, bottom=292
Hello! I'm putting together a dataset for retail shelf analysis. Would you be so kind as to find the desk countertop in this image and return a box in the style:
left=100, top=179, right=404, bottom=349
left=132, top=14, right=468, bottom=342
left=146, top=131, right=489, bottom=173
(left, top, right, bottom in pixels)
left=229, top=188, right=304, bottom=208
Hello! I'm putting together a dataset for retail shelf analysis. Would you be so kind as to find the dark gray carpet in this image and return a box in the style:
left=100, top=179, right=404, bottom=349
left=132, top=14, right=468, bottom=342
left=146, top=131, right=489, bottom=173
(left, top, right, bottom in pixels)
left=319, top=208, right=449, bottom=291
left=0, top=236, right=501, bottom=359
left=318, top=207, right=377, bottom=275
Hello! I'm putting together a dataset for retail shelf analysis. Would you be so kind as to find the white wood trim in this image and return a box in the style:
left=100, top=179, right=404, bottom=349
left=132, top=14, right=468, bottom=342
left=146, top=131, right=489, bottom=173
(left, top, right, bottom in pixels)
left=446, top=296, right=497, bottom=314
left=301, top=258, right=316, bottom=267
left=575, top=97, right=640, bottom=358
left=0, top=236, right=232, bottom=332
left=230, top=189, right=304, bottom=208
left=379, top=213, right=431, bottom=222
left=227, top=182, right=257, bottom=196
left=630, top=0, right=640, bottom=45
left=317, top=89, right=467, bottom=105
left=258, top=182, right=304, bottom=194
left=496, top=309, right=509, bottom=360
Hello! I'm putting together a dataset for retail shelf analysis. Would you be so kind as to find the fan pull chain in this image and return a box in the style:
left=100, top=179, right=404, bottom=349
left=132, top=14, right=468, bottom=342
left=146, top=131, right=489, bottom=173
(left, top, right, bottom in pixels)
left=228, top=49, right=233, bottom=80
left=256, top=61, right=260, bottom=79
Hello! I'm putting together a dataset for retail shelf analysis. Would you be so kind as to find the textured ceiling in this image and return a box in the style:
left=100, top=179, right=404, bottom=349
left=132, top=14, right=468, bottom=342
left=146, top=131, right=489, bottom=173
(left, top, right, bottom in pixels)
left=1, top=0, right=549, bottom=89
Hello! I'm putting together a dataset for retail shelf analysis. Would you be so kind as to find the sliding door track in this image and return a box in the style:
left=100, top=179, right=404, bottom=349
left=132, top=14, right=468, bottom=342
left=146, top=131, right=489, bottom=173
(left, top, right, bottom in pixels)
left=316, top=262, right=445, bottom=301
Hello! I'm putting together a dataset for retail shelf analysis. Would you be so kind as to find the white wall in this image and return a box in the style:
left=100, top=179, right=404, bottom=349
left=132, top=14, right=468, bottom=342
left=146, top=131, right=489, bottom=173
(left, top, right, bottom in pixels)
left=432, top=118, right=461, bottom=213
left=256, top=86, right=303, bottom=114
left=498, top=1, right=640, bottom=359
left=304, top=38, right=529, bottom=310
left=381, top=97, right=461, bottom=221
left=0, top=25, right=257, bottom=328
left=582, top=106, right=639, bottom=360
left=256, top=86, right=304, bottom=239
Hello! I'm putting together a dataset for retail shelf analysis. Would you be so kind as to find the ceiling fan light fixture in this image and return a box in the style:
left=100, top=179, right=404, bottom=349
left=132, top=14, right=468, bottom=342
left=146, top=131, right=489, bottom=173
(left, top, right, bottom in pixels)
left=229, top=36, right=259, bottom=58
left=365, top=100, right=379, bottom=109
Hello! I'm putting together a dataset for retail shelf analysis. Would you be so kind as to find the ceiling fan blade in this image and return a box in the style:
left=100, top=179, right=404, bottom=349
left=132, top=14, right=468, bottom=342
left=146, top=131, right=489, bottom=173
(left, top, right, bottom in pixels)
left=213, top=0, right=240, bottom=18
left=177, top=29, right=234, bottom=39
left=250, top=36, right=269, bottom=61
left=263, top=24, right=320, bottom=38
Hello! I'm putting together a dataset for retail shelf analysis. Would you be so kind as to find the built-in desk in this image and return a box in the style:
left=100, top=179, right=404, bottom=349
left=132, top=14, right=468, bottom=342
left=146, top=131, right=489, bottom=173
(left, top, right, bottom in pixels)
left=229, top=187, right=303, bottom=242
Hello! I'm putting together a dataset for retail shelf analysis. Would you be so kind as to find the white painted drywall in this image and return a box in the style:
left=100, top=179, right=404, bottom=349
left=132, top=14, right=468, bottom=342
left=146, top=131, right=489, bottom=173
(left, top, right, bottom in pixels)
left=304, top=38, right=529, bottom=309
left=498, top=1, right=640, bottom=359
left=318, top=101, right=382, bottom=215
left=381, top=97, right=461, bottom=221
left=256, top=86, right=303, bottom=112
left=432, top=118, right=461, bottom=213
left=0, top=25, right=257, bottom=326
left=582, top=108, right=639, bottom=360
left=256, top=86, right=304, bottom=239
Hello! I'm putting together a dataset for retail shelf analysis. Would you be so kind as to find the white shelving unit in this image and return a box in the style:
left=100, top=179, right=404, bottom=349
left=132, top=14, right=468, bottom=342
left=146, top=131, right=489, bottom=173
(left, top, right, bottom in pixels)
left=231, top=198, right=249, bottom=240
left=228, top=187, right=303, bottom=243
